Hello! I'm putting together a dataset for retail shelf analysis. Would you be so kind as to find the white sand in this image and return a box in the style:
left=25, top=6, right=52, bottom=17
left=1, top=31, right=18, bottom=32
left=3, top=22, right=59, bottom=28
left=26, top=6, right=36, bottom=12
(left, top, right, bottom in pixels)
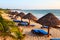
left=1, top=13, right=12, bottom=21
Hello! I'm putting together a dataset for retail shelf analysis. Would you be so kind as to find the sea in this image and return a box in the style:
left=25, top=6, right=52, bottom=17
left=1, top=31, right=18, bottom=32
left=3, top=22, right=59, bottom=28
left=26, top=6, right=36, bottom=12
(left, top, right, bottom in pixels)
left=13, top=10, right=60, bottom=20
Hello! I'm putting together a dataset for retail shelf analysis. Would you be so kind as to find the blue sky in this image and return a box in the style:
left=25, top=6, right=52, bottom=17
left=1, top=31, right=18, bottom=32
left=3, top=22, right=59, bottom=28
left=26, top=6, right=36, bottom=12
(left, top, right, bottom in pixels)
left=0, top=0, right=60, bottom=9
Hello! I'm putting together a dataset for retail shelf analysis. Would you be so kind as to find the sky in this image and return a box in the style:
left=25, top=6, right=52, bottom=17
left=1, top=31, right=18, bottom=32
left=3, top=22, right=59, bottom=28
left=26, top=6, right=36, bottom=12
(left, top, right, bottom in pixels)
left=0, top=0, right=60, bottom=9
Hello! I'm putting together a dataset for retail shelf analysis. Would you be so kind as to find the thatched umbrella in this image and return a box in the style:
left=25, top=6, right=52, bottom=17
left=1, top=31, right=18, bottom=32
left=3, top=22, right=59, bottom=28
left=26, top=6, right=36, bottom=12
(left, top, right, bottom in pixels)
left=9, top=11, right=18, bottom=15
left=23, top=13, right=37, bottom=26
left=14, top=11, right=19, bottom=15
left=8, top=11, right=18, bottom=19
left=37, top=13, right=60, bottom=37
left=9, top=12, right=15, bottom=15
left=15, top=12, right=25, bottom=21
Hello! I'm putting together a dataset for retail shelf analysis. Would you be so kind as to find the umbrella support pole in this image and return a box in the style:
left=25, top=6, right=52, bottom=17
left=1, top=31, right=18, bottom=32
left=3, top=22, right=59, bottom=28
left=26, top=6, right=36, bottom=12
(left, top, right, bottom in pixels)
left=29, top=19, right=30, bottom=27
left=48, top=26, right=50, bottom=37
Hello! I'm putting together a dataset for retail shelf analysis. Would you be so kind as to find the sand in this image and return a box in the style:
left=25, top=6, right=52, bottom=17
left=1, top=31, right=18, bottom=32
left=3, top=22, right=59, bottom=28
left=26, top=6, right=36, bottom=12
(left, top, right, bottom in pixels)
left=1, top=13, right=60, bottom=40
left=1, top=13, right=12, bottom=21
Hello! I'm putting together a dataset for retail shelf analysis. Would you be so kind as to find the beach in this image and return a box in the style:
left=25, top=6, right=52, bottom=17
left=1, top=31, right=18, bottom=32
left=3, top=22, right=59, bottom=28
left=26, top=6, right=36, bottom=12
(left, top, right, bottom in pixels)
left=0, top=0, right=60, bottom=40
left=1, top=13, right=60, bottom=40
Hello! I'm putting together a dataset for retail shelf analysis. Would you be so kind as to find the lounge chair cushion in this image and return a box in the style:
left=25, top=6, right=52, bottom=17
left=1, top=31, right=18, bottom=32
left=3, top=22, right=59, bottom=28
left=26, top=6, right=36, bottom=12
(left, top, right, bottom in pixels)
left=38, top=29, right=48, bottom=35
left=32, top=29, right=39, bottom=33
left=32, top=29, right=48, bottom=35
left=13, top=20, right=22, bottom=22
left=18, top=22, right=29, bottom=26
left=50, top=38, right=60, bottom=40
left=21, top=22, right=28, bottom=25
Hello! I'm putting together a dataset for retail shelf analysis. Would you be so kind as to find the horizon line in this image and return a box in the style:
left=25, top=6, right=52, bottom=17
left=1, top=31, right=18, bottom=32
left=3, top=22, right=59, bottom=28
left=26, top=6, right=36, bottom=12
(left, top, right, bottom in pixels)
left=0, top=8, right=60, bottom=10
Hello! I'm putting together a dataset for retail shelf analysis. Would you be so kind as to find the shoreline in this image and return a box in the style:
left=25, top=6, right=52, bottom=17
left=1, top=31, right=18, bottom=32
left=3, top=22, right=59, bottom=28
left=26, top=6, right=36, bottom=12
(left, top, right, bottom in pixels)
left=11, top=10, right=60, bottom=20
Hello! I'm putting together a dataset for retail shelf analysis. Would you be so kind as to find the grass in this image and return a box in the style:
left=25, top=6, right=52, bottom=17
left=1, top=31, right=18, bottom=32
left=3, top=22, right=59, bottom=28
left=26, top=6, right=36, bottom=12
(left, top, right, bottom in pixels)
left=0, top=10, right=25, bottom=40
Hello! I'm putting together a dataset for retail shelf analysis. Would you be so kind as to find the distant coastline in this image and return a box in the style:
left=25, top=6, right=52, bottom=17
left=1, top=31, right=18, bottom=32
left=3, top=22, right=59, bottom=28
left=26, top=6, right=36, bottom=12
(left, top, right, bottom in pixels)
left=12, top=9, right=60, bottom=20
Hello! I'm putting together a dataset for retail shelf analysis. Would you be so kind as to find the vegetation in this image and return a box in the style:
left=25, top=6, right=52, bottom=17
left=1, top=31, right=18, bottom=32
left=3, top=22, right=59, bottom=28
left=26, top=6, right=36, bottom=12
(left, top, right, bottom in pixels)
left=0, top=13, right=25, bottom=40
left=0, top=8, right=10, bottom=14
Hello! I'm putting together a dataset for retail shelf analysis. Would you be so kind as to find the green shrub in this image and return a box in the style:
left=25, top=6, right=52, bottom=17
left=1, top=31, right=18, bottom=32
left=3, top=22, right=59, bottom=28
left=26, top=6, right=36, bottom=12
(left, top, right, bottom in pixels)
left=0, top=23, right=3, bottom=31
left=0, top=14, right=25, bottom=40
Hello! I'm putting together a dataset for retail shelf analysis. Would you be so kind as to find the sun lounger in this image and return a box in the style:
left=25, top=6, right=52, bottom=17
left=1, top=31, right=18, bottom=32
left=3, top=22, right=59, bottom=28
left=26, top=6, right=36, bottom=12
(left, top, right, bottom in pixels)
left=41, top=26, right=48, bottom=28
left=31, top=29, right=48, bottom=35
left=18, top=22, right=29, bottom=26
left=31, top=29, right=39, bottom=34
left=38, top=29, right=48, bottom=35
left=50, top=38, right=60, bottom=40
left=13, top=20, right=23, bottom=22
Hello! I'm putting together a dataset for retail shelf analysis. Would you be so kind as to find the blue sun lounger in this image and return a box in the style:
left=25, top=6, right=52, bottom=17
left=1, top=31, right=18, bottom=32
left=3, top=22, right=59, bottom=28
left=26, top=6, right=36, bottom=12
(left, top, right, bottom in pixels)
left=50, top=38, right=60, bottom=40
left=31, top=29, right=48, bottom=35
left=31, top=29, right=39, bottom=34
left=18, top=22, right=29, bottom=26
left=41, top=26, right=48, bottom=28
left=20, top=22, right=28, bottom=26
left=13, top=20, right=23, bottom=22
left=38, top=29, right=48, bottom=35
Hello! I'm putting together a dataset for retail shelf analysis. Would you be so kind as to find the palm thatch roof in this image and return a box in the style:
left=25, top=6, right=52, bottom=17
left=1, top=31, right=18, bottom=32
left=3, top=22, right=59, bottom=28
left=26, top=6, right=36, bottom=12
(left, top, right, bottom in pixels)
left=23, top=13, right=37, bottom=21
left=37, top=13, right=60, bottom=27
left=14, top=11, right=19, bottom=15
left=9, top=11, right=18, bottom=15
left=16, top=12, right=25, bottom=17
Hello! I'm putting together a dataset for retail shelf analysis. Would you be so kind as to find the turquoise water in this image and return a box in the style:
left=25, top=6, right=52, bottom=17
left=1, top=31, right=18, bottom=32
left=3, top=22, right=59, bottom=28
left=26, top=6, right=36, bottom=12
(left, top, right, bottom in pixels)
left=14, top=10, right=60, bottom=19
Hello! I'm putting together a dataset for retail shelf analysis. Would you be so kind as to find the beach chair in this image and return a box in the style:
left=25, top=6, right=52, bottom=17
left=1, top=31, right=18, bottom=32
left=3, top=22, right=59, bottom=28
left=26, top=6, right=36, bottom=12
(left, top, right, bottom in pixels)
left=38, top=29, right=48, bottom=35
left=50, top=38, right=60, bottom=40
left=41, top=26, right=48, bottom=28
left=18, top=22, right=29, bottom=26
left=31, top=29, right=49, bottom=35
left=31, top=29, right=39, bottom=34
left=13, top=20, right=23, bottom=22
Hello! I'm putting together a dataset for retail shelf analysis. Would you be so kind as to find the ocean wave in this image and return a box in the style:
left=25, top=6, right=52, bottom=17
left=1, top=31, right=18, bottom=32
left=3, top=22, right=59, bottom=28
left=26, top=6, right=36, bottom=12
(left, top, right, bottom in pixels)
left=56, top=16, right=60, bottom=20
left=34, top=14, right=60, bottom=20
left=33, top=14, right=44, bottom=19
left=12, top=10, right=60, bottom=20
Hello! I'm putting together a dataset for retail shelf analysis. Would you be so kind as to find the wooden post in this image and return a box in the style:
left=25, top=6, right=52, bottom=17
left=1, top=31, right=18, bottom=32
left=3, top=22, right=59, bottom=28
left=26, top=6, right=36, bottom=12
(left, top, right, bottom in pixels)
left=29, top=19, right=30, bottom=26
left=29, top=16, right=30, bottom=26
left=48, top=26, right=50, bottom=37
